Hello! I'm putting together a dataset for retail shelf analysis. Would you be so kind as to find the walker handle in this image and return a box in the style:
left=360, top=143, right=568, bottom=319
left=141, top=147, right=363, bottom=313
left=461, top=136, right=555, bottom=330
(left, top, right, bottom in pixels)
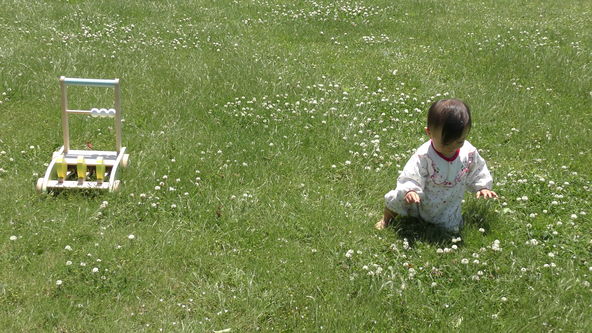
left=61, top=76, right=119, bottom=87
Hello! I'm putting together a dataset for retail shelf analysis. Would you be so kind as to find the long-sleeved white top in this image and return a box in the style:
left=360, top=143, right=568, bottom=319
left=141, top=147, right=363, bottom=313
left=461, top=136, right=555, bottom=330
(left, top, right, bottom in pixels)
left=384, top=140, right=493, bottom=231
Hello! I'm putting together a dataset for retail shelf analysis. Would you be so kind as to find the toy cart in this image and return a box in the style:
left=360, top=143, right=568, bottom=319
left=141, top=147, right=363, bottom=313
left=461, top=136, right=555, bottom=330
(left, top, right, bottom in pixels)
left=36, top=76, right=129, bottom=193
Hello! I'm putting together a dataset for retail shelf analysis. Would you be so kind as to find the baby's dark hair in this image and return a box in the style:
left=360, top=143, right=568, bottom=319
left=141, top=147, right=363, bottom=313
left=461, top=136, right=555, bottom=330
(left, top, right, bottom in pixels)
left=427, top=99, right=472, bottom=144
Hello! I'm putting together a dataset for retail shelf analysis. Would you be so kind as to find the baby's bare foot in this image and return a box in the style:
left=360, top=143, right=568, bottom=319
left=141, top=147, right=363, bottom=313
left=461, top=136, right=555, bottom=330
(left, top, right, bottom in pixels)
left=375, top=218, right=388, bottom=230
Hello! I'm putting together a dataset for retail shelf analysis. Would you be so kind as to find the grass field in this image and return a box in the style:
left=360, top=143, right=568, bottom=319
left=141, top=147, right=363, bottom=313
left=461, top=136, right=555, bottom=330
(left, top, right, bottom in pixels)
left=1, top=0, right=591, bottom=331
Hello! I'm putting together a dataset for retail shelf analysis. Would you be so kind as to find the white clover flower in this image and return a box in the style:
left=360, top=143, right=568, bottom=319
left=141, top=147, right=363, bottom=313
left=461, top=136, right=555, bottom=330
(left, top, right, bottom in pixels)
left=65, top=245, right=72, bottom=251
left=155, top=186, right=161, bottom=190
left=80, top=262, right=87, bottom=267
left=402, top=238, right=410, bottom=250
left=491, top=240, right=502, bottom=251
left=548, top=252, right=555, bottom=258
left=171, top=204, right=177, bottom=209
left=478, top=228, right=485, bottom=233
left=128, top=234, right=135, bottom=240
left=56, top=280, right=63, bottom=286
left=66, top=261, right=72, bottom=266
left=100, top=201, right=108, bottom=209
left=570, top=214, right=578, bottom=219
left=461, top=258, right=469, bottom=264
left=92, top=267, right=99, bottom=273
left=431, top=282, right=437, bottom=287
left=501, top=297, right=508, bottom=302
left=345, top=249, right=354, bottom=258
left=9, top=235, right=17, bottom=241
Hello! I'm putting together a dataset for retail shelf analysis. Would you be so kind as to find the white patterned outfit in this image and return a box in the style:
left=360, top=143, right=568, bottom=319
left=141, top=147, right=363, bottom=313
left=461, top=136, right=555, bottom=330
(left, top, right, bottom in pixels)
left=384, top=140, right=493, bottom=232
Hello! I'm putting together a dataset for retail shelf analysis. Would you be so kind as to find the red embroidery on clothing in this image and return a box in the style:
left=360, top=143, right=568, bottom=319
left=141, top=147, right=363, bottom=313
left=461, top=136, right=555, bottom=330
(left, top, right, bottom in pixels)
left=431, top=142, right=459, bottom=162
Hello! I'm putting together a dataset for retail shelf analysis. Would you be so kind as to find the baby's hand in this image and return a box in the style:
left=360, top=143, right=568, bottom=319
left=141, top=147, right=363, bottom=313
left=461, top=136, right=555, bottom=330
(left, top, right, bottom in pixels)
left=476, top=189, right=498, bottom=199
left=405, top=191, right=421, bottom=204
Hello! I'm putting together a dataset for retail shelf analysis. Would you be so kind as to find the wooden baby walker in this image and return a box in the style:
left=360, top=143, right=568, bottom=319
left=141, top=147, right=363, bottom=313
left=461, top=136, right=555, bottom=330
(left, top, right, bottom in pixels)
left=36, top=76, right=129, bottom=193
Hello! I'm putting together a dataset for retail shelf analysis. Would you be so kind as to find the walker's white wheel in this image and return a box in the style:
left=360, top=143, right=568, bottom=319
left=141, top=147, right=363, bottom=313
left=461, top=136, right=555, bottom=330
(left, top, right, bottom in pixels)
left=112, top=180, right=121, bottom=192
left=121, top=154, right=130, bottom=168
left=36, top=178, right=45, bottom=193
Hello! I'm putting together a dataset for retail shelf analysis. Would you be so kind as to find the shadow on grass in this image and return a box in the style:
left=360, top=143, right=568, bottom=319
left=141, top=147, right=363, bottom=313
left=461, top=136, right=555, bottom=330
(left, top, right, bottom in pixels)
left=389, top=217, right=456, bottom=247
left=388, top=199, right=499, bottom=247
left=462, top=198, right=499, bottom=234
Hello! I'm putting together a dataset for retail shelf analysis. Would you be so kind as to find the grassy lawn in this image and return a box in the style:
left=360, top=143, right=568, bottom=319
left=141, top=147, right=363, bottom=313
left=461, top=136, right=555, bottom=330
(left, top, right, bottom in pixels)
left=1, top=0, right=591, bottom=331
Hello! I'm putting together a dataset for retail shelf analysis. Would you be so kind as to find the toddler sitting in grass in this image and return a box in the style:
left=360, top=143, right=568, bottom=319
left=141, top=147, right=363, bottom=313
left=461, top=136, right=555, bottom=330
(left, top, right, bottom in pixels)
left=376, top=99, right=497, bottom=233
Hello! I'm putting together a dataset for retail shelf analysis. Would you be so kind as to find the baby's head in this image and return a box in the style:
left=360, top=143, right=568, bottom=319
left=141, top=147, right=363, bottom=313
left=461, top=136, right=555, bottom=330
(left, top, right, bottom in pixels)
left=426, top=99, right=472, bottom=156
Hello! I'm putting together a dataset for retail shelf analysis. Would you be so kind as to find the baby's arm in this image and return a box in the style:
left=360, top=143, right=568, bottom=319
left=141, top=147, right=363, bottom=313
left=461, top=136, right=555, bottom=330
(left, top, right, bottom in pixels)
left=398, top=153, right=428, bottom=203
left=467, top=149, right=496, bottom=198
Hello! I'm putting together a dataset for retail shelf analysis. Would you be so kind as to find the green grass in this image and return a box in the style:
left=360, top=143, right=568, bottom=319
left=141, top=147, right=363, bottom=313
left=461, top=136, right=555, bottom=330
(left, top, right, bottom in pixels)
left=1, top=0, right=591, bottom=331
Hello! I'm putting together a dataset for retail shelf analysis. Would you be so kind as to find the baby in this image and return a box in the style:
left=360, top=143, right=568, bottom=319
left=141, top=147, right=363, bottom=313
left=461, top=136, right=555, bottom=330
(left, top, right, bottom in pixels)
left=376, top=99, right=497, bottom=233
